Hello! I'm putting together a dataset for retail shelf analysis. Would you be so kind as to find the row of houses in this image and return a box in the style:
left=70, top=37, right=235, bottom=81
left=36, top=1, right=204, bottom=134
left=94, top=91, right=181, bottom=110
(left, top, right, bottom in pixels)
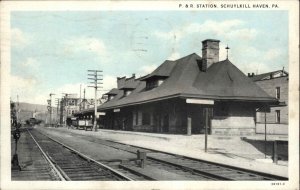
left=74, top=39, right=288, bottom=136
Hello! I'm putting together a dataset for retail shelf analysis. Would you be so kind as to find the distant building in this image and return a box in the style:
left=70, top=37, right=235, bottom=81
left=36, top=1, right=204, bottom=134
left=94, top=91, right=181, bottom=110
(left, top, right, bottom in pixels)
left=78, top=89, right=104, bottom=111
left=249, top=70, right=288, bottom=135
left=59, top=94, right=79, bottom=124
left=76, top=39, right=278, bottom=136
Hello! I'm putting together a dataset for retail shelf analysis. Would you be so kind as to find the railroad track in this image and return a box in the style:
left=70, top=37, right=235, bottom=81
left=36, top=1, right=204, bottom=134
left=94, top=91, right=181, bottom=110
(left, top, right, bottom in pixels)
left=27, top=128, right=134, bottom=181
left=11, top=128, right=60, bottom=181
left=55, top=131, right=288, bottom=181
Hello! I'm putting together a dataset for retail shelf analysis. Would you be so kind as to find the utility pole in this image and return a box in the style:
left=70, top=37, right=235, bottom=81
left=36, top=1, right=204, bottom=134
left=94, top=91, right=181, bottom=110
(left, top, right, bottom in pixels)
left=48, top=93, right=55, bottom=126
left=79, top=84, right=82, bottom=111
left=87, top=70, right=103, bottom=132
left=55, top=98, right=60, bottom=125
left=16, top=95, right=19, bottom=123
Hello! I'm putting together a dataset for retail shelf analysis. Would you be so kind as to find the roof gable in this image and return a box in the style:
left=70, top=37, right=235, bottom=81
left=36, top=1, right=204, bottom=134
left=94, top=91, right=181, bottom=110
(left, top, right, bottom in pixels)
left=190, top=59, right=273, bottom=98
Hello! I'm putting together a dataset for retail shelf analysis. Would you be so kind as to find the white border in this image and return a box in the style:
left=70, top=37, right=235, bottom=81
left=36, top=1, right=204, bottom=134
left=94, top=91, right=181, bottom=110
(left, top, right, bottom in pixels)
left=1, top=1, right=299, bottom=190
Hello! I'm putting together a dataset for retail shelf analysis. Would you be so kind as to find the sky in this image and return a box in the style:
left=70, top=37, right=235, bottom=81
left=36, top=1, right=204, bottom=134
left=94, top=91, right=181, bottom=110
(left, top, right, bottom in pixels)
left=11, top=11, right=288, bottom=105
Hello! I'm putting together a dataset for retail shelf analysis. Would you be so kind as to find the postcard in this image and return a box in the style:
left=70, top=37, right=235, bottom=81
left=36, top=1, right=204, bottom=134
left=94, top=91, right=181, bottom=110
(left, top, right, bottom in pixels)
left=1, top=1, right=299, bottom=190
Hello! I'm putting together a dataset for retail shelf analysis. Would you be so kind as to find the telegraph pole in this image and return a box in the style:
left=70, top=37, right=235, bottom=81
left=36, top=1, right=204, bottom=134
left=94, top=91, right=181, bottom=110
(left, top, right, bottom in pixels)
left=48, top=93, right=55, bottom=126
left=87, top=70, right=103, bottom=132
left=79, top=84, right=82, bottom=111
left=55, top=98, right=60, bottom=125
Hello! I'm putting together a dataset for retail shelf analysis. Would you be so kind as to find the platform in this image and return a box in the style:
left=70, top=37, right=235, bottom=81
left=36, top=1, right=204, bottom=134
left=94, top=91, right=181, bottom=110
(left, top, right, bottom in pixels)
left=37, top=125, right=288, bottom=178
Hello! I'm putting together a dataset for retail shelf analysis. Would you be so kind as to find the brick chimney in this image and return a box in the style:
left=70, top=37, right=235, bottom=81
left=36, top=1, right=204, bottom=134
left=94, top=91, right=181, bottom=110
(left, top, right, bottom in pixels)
left=202, top=39, right=220, bottom=69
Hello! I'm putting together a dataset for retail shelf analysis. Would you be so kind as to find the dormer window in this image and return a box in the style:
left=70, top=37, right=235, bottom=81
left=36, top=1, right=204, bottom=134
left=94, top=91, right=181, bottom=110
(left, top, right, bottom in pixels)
left=108, top=95, right=115, bottom=101
left=146, top=80, right=158, bottom=90
left=145, top=78, right=165, bottom=90
left=124, top=90, right=132, bottom=96
left=104, top=88, right=119, bottom=101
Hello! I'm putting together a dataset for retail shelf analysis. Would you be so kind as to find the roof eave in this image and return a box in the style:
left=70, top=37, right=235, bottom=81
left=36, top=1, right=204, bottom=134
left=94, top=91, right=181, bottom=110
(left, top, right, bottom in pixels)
left=140, top=75, right=169, bottom=81
left=95, top=93, right=277, bottom=112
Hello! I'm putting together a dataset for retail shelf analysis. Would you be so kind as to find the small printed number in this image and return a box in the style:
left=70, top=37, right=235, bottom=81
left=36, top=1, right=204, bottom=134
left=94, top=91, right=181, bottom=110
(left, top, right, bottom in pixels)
left=271, top=182, right=285, bottom=185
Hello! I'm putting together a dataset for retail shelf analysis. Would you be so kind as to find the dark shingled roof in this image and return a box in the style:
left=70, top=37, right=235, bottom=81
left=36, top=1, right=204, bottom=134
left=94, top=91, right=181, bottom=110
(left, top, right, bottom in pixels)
left=249, top=70, right=288, bottom=82
left=95, top=53, right=276, bottom=111
left=141, top=60, right=176, bottom=81
left=104, top=88, right=119, bottom=95
left=119, top=79, right=139, bottom=90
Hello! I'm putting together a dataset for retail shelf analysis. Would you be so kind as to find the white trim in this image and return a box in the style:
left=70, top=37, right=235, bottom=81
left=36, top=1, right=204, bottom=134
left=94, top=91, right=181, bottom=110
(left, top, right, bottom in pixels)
left=186, top=98, right=214, bottom=105
left=114, top=108, right=120, bottom=112
left=96, top=112, right=106, bottom=116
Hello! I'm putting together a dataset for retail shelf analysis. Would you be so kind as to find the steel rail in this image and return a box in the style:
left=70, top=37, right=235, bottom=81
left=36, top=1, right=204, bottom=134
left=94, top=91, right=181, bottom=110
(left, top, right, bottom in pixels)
left=35, top=130, right=134, bottom=181
left=91, top=139, right=230, bottom=180
left=102, top=139, right=288, bottom=180
left=27, top=129, right=66, bottom=181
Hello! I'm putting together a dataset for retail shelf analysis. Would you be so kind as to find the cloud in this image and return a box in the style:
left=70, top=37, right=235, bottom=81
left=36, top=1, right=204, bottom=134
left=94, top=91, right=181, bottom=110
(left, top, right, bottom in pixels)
left=63, top=37, right=107, bottom=59
left=11, top=75, right=39, bottom=104
left=11, top=75, right=37, bottom=90
left=167, top=52, right=181, bottom=60
left=10, top=74, right=118, bottom=105
left=11, top=28, right=29, bottom=48
left=226, top=28, right=258, bottom=41
left=238, top=60, right=271, bottom=75
left=21, top=57, right=38, bottom=68
left=154, top=19, right=257, bottom=42
left=44, top=76, right=116, bottom=103
left=154, top=30, right=178, bottom=41
left=219, top=43, right=228, bottom=61
left=103, top=75, right=117, bottom=90
left=264, top=48, right=282, bottom=61
left=138, top=64, right=157, bottom=76
left=187, top=19, right=244, bottom=37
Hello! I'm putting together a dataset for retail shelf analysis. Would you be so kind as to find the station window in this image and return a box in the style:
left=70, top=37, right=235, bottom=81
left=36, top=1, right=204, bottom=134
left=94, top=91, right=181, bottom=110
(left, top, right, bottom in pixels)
left=275, top=87, right=280, bottom=99
left=275, top=110, right=280, bottom=123
left=142, top=112, right=150, bottom=125
left=146, top=80, right=158, bottom=90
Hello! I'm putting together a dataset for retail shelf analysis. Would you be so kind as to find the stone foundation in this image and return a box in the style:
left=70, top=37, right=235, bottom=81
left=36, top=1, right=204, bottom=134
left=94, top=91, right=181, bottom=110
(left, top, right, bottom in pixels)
left=211, top=116, right=255, bottom=136
left=255, top=123, right=288, bottom=135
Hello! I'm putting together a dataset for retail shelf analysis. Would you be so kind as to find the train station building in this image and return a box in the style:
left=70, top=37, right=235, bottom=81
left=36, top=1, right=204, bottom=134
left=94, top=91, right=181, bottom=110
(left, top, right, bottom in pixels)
left=75, top=39, right=278, bottom=135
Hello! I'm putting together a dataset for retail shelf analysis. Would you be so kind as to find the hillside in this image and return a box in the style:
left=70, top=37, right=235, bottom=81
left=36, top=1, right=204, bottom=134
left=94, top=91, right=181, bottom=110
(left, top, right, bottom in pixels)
left=18, top=102, right=48, bottom=112
left=14, top=102, right=58, bottom=123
